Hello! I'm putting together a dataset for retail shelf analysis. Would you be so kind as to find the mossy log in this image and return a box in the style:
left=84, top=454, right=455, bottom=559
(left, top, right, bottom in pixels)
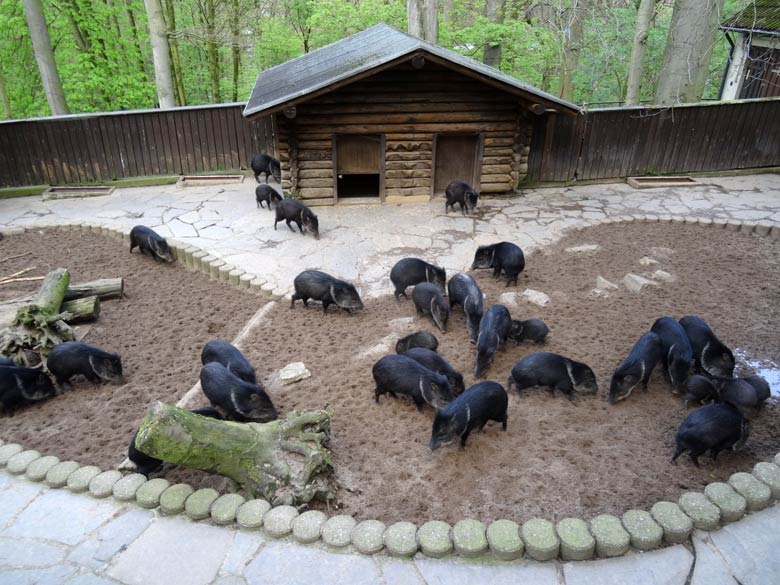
left=63, top=278, right=124, bottom=301
left=60, top=295, right=101, bottom=323
left=136, top=402, right=336, bottom=507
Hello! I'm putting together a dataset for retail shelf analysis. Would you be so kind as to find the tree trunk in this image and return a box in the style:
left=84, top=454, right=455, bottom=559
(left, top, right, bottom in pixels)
left=136, top=402, right=336, bottom=506
left=625, top=0, right=655, bottom=105
left=63, top=278, right=124, bottom=301
left=483, top=0, right=503, bottom=68
left=143, top=0, right=175, bottom=108
left=205, top=0, right=221, bottom=102
left=31, top=268, right=71, bottom=315
left=407, top=0, right=438, bottom=44
left=163, top=0, right=186, bottom=106
left=231, top=0, right=240, bottom=103
left=654, top=0, right=725, bottom=105
left=61, top=295, right=101, bottom=323
left=0, top=66, right=11, bottom=119
left=559, top=0, right=588, bottom=102
left=22, top=0, right=69, bottom=115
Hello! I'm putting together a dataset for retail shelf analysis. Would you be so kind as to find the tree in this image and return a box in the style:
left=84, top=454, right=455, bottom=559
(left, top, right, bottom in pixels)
left=144, top=0, right=175, bottom=107
left=407, top=0, right=438, bottom=43
left=625, top=0, right=656, bottom=105
left=22, top=0, right=69, bottom=115
left=483, top=0, right=504, bottom=68
left=558, top=0, right=589, bottom=102
left=0, top=66, right=11, bottom=119
left=230, top=0, right=240, bottom=102
left=204, top=0, right=221, bottom=102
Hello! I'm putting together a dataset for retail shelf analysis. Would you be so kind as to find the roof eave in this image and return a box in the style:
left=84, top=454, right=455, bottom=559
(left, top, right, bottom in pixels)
left=720, top=25, right=780, bottom=36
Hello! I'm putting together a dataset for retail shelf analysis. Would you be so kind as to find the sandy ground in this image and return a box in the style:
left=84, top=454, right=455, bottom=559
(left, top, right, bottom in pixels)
left=1, top=223, right=779, bottom=525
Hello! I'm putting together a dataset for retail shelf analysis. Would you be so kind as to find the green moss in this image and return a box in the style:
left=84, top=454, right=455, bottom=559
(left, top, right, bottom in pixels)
left=0, top=185, right=48, bottom=199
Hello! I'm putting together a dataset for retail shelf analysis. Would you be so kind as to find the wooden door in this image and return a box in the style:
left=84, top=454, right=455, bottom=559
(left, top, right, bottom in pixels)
left=335, top=134, right=384, bottom=199
left=433, top=134, right=481, bottom=195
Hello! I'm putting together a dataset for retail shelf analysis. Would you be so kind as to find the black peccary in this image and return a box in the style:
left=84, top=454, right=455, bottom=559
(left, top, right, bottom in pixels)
left=0, top=365, right=57, bottom=416
left=684, top=375, right=719, bottom=407
left=608, top=331, right=662, bottom=404
left=128, top=407, right=224, bottom=476
left=429, top=381, right=508, bottom=450
left=395, top=331, right=438, bottom=354
left=0, top=356, right=16, bottom=366
left=201, top=339, right=256, bottom=384
left=717, top=377, right=770, bottom=418
left=508, top=352, right=598, bottom=399
left=372, top=354, right=455, bottom=412
left=129, top=225, right=174, bottom=263
left=471, top=242, right=525, bottom=287
left=508, top=319, right=549, bottom=345
left=200, top=362, right=277, bottom=423
left=444, top=180, right=479, bottom=215
left=274, top=199, right=320, bottom=239
left=447, top=273, right=483, bottom=343
left=672, top=403, right=748, bottom=466
left=255, top=184, right=283, bottom=210
left=402, top=347, right=465, bottom=394
left=412, top=282, right=449, bottom=333
left=679, top=316, right=735, bottom=378
left=291, top=270, right=364, bottom=313
left=46, top=342, right=124, bottom=388
left=250, top=153, right=281, bottom=183
left=474, top=304, right=512, bottom=379
left=390, top=258, right=446, bottom=301
left=743, top=375, right=771, bottom=403
left=651, top=317, right=693, bottom=393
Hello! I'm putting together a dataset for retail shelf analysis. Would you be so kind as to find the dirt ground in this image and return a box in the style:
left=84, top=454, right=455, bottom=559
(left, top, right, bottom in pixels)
left=1, top=222, right=779, bottom=525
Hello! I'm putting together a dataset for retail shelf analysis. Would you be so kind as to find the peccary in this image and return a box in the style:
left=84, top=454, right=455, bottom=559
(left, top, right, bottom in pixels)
left=471, top=242, right=525, bottom=287
left=291, top=270, right=364, bottom=313
left=395, top=331, right=438, bottom=354
left=129, top=225, right=174, bottom=263
left=743, top=375, right=771, bottom=403
left=508, top=352, right=598, bottom=399
left=444, top=180, right=479, bottom=215
left=403, top=347, right=465, bottom=394
left=717, top=377, right=769, bottom=418
left=412, top=282, right=449, bottom=333
left=651, top=317, right=693, bottom=393
left=679, top=316, right=735, bottom=378
left=372, top=354, right=455, bottom=412
left=608, top=331, right=662, bottom=404
left=390, top=258, right=446, bottom=301
left=274, top=199, right=319, bottom=239
left=200, top=362, right=277, bottom=422
left=508, top=319, right=549, bottom=345
left=447, top=273, right=483, bottom=343
left=684, top=375, right=718, bottom=407
left=250, top=153, right=281, bottom=183
left=429, top=381, right=508, bottom=450
left=255, top=184, right=283, bottom=210
left=47, top=342, right=124, bottom=388
left=672, top=403, right=748, bottom=466
left=475, top=304, right=512, bottom=378
left=201, top=339, right=256, bottom=384
left=0, top=365, right=57, bottom=416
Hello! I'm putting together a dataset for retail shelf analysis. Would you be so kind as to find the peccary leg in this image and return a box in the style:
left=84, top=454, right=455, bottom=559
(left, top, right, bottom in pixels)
left=460, top=430, right=471, bottom=447
left=286, top=219, right=295, bottom=232
left=502, top=413, right=508, bottom=430
left=274, top=219, right=279, bottom=230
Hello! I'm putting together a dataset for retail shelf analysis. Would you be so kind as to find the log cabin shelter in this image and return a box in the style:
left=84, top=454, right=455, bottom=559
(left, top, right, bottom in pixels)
left=243, top=23, right=579, bottom=206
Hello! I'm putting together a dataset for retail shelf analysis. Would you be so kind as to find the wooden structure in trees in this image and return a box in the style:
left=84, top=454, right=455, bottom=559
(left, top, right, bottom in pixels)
left=243, top=24, right=579, bottom=205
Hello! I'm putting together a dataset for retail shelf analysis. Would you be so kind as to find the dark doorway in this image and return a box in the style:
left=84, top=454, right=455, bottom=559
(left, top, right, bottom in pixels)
left=433, top=134, right=482, bottom=195
left=337, top=174, right=380, bottom=197
left=335, top=134, right=383, bottom=199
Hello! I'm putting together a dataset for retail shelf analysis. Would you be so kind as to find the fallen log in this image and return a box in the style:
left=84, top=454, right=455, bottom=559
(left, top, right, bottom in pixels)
left=61, top=295, right=101, bottom=323
left=63, top=278, right=124, bottom=301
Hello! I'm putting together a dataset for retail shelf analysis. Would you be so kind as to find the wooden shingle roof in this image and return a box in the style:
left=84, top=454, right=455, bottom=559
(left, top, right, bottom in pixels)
left=721, top=0, right=780, bottom=35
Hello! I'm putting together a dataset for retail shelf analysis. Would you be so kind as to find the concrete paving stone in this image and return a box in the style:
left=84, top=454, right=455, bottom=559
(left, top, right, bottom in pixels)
left=182, top=245, right=199, bottom=267
left=67, top=466, right=101, bottom=493
left=704, top=482, right=747, bottom=523
left=262, top=505, right=299, bottom=538
left=351, top=519, right=385, bottom=555
left=451, top=519, right=487, bottom=558
left=135, top=478, right=170, bottom=508
left=25, top=455, right=60, bottom=482
left=0, top=536, right=66, bottom=567
left=384, top=521, right=418, bottom=557
left=211, top=493, right=246, bottom=525
left=678, top=491, right=721, bottom=531
left=689, top=532, right=739, bottom=585
left=220, top=531, right=265, bottom=575
left=0, top=565, right=77, bottom=585
left=89, top=470, right=123, bottom=498
left=67, top=508, right=153, bottom=569
left=649, top=501, right=692, bottom=544
left=159, top=483, right=195, bottom=515
left=416, top=556, right=559, bottom=585
left=622, top=510, right=663, bottom=550
left=590, top=514, right=631, bottom=557
left=378, top=558, right=425, bottom=585
left=752, top=461, right=780, bottom=499
left=321, top=514, right=356, bottom=548
left=485, top=519, right=523, bottom=560
left=107, top=516, right=233, bottom=585
left=65, top=573, right=124, bottom=585
left=556, top=517, right=595, bottom=560
left=521, top=518, right=559, bottom=561
left=0, top=443, right=23, bottom=465
left=291, top=510, right=327, bottom=544
left=184, top=488, right=220, bottom=520
left=6, top=450, right=41, bottom=474
left=417, top=520, right=453, bottom=558
left=214, top=577, right=247, bottom=585
left=112, top=473, right=146, bottom=501
left=563, top=544, right=693, bottom=585
left=728, top=472, right=771, bottom=511
left=236, top=499, right=271, bottom=530
left=0, top=476, right=44, bottom=529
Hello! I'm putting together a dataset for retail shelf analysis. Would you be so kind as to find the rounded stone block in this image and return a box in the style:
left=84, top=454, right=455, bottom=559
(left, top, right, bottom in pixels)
left=351, top=520, right=386, bottom=554
left=486, top=519, right=523, bottom=560
left=650, top=501, right=692, bottom=544
left=0, top=443, right=23, bottom=465
left=725, top=220, right=741, bottom=232
left=211, top=493, right=246, bottom=525
left=704, top=482, right=747, bottom=523
left=89, top=470, right=123, bottom=498
left=263, top=505, right=299, bottom=538
left=46, top=460, right=80, bottom=488
left=209, top=259, right=226, bottom=279
left=418, top=521, right=453, bottom=558
left=292, top=510, right=327, bottom=544
left=112, top=473, right=147, bottom=501
left=239, top=273, right=254, bottom=289
left=7, top=450, right=42, bottom=474
left=136, top=478, right=170, bottom=509
left=185, top=488, right=220, bottom=520
left=752, top=462, right=780, bottom=499
left=192, top=250, right=209, bottom=271
left=237, top=499, right=271, bottom=530
left=754, top=222, right=772, bottom=236
left=622, top=510, right=662, bottom=550
left=384, top=521, right=418, bottom=557
left=775, top=452, right=780, bottom=467
left=250, top=277, right=266, bottom=292
left=228, top=268, right=245, bottom=285
left=697, top=217, right=713, bottom=226
left=739, top=221, right=757, bottom=235
left=25, top=455, right=60, bottom=482
left=67, top=465, right=102, bottom=493
left=683, top=216, right=699, bottom=224
left=556, top=517, right=595, bottom=561
left=729, top=472, right=771, bottom=511
left=183, top=246, right=199, bottom=267
left=521, top=518, right=559, bottom=561
left=671, top=215, right=685, bottom=224
left=678, top=492, right=720, bottom=531
left=452, top=519, right=487, bottom=558
left=321, top=514, right=356, bottom=548
left=770, top=225, right=780, bottom=240
left=201, top=255, right=216, bottom=271
left=218, top=263, right=235, bottom=282
left=160, top=483, right=195, bottom=515
left=590, top=514, right=630, bottom=558
left=712, top=218, right=728, bottom=229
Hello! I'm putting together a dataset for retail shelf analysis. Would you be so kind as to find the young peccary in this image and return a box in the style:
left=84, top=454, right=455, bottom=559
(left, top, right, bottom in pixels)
left=395, top=331, right=438, bottom=354
left=274, top=199, right=320, bottom=239
left=390, top=258, right=446, bottom=301
left=651, top=317, right=693, bottom=393
left=679, top=316, right=735, bottom=378
left=447, top=273, right=483, bottom=343
left=508, top=319, right=549, bottom=345
left=508, top=352, right=598, bottom=399
left=475, top=304, right=512, bottom=378
left=412, top=283, right=449, bottom=333
left=0, top=365, right=57, bottom=416
left=201, top=339, right=256, bottom=384
left=672, top=403, right=748, bottom=466
left=402, top=347, right=465, bottom=394
left=608, top=331, right=661, bottom=404
left=444, top=180, right=479, bottom=215
left=47, top=342, right=124, bottom=388
left=200, top=362, right=277, bottom=422
left=471, top=242, right=525, bottom=287
left=256, top=184, right=283, bottom=209
left=250, top=153, right=281, bottom=183
left=129, top=225, right=175, bottom=263
left=717, top=377, right=770, bottom=418
left=684, top=375, right=718, bottom=407
left=291, top=270, right=364, bottom=314
left=429, top=381, right=508, bottom=450
left=372, top=354, right=455, bottom=412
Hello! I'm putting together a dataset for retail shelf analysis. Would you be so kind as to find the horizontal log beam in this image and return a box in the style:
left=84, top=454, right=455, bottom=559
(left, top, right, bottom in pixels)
left=299, top=169, right=333, bottom=179
left=385, top=187, right=430, bottom=197
left=302, top=102, right=518, bottom=116
left=299, top=178, right=333, bottom=188
left=385, top=178, right=431, bottom=188
left=386, top=161, right=431, bottom=171
left=295, top=111, right=516, bottom=126
left=299, top=188, right=333, bottom=198
left=385, top=169, right=431, bottom=179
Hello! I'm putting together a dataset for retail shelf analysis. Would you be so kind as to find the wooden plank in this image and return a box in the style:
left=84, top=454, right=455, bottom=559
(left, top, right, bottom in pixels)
left=196, top=108, right=211, bottom=171
left=703, top=103, right=738, bottom=171
left=299, top=169, right=334, bottom=179
left=667, top=107, right=696, bottom=174
left=295, top=111, right=514, bottom=126
left=98, top=116, right=121, bottom=179
left=755, top=101, right=780, bottom=166
left=298, top=187, right=333, bottom=198
left=385, top=161, right=431, bottom=171
left=299, top=178, right=335, bottom=188
left=298, top=160, right=335, bottom=170
left=184, top=109, right=200, bottom=173
left=0, top=126, right=16, bottom=186
left=302, top=102, right=518, bottom=116
left=688, top=106, right=713, bottom=173
left=157, top=112, right=174, bottom=174
left=143, top=114, right=161, bottom=176
left=77, top=118, right=99, bottom=182
left=731, top=102, right=762, bottom=169
left=384, top=186, right=431, bottom=197
left=385, top=178, right=431, bottom=188
left=202, top=107, right=217, bottom=171
left=130, top=115, right=149, bottom=176
left=87, top=117, right=111, bottom=180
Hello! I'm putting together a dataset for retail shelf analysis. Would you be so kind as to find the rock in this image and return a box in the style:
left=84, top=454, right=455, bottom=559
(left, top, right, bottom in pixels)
left=136, top=478, right=170, bottom=509
left=595, top=276, right=618, bottom=290
left=89, top=470, right=123, bottom=498
left=45, top=460, right=80, bottom=488
left=112, top=473, right=147, bottom=501
left=0, top=443, right=23, bottom=466
left=521, top=289, right=550, bottom=307
left=211, top=493, right=246, bottom=525
left=184, top=488, right=219, bottom=520
left=66, top=465, right=102, bottom=493
left=25, top=455, right=60, bottom=482
left=160, top=483, right=195, bottom=515
left=650, top=246, right=674, bottom=260
left=388, top=317, right=415, bottom=329
left=7, top=450, right=41, bottom=474
left=639, top=257, right=659, bottom=266
left=623, top=273, right=658, bottom=292
left=498, top=292, right=520, bottom=309
left=278, top=362, right=311, bottom=385
left=651, top=270, right=676, bottom=283
left=565, top=244, right=601, bottom=253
